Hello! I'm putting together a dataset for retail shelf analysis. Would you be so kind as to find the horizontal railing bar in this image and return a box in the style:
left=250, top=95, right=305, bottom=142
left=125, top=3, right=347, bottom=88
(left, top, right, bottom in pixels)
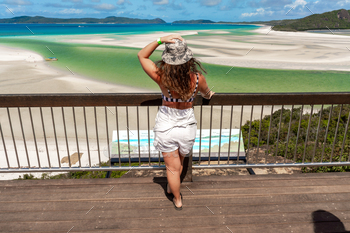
left=2, top=161, right=350, bottom=173
left=0, top=167, right=166, bottom=173
left=193, top=162, right=350, bottom=169
left=0, top=92, right=350, bottom=107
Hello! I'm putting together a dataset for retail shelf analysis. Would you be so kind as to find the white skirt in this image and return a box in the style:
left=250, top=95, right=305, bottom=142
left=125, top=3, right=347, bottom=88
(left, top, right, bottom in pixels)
left=153, top=106, right=197, bottom=155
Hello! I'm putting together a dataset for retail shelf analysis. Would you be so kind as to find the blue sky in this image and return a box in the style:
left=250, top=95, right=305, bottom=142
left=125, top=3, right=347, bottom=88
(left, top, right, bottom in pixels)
left=1, top=0, right=350, bottom=23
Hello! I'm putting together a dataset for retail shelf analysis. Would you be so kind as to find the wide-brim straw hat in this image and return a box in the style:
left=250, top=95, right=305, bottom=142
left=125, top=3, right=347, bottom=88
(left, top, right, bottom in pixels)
left=161, top=39, right=193, bottom=65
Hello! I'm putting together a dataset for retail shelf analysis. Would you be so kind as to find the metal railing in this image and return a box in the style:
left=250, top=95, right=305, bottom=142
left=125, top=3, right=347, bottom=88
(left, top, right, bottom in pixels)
left=0, top=93, right=350, bottom=177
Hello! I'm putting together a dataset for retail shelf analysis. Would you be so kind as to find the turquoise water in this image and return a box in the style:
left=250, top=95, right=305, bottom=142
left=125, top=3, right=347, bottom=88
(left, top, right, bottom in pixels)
left=0, top=23, right=259, bottom=37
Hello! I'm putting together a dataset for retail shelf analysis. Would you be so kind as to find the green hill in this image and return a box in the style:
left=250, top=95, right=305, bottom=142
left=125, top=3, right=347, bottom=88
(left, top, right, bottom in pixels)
left=172, top=19, right=215, bottom=24
left=0, top=16, right=166, bottom=24
left=217, top=19, right=298, bottom=26
left=273, top=9, right=350, bottom=31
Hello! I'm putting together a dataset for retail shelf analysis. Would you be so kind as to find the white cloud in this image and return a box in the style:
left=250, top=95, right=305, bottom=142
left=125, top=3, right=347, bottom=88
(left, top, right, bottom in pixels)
left=200, top=0, right=222, bottom=6
left=153, top=0, right=169, bottom=5
left=117, top=0, right=132, bottom=5
left=284, top=0, right=307, bottom=9
left=337, top=0, right=350, bottom=6
left=58, top=8, right=83, bottom=14
left=93, top=3, right=117, bottom=11
left=241, top=7, right=273, bottom=17
left=1, top=0, right=32, bottom=5
left=249, top=0, right=292, bottom=8
left=62, top=0, right=83, bottom=3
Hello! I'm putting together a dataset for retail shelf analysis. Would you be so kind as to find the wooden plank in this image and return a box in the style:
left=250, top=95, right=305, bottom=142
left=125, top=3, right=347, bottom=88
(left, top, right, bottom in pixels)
left=192, top=172, right=350, bottom=182
left=2, top=183, right=350, bottom=201
left=2, top=172, right=350, bottom=190
left=0, top=176, right=163, bottom=187
left=1, top=192, right=349, bottom=212
left=4, top=222, right=350, bottom=233
left=2, top=201, right=350, bottom=222
left=1, top=211, right=350, bottom=232
left=2, top=173, right=350, bottom=232
left=3, top=178, right=350, bottom=196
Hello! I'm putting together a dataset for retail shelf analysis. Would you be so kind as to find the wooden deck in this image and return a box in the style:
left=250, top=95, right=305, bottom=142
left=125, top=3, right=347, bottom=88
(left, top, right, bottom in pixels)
left=1, top=172, right=350, bottom=233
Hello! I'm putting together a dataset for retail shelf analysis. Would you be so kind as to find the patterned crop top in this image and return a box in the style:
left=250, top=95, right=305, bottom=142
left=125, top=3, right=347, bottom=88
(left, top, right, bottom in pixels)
left=161, top=73, right=199, bottom=103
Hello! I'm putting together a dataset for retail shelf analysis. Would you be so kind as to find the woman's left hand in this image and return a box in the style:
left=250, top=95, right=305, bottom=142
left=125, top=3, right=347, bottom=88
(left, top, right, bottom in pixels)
left=160, top=34, right=184, bottom=44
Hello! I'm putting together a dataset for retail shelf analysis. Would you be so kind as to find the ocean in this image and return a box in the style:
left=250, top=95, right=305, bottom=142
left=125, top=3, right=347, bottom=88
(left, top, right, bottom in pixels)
left=0, top=23, right=263, bottom=91
left=0, top=23, right=259, bottom=37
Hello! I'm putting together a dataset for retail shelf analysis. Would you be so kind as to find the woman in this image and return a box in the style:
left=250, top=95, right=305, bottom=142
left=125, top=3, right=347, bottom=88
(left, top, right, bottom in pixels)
left=138, top=34, right=214, bottom=210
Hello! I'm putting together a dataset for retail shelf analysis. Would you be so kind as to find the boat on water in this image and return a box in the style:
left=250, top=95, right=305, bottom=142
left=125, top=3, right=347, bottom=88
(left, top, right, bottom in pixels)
left=45, top=57, right=58, bottom=61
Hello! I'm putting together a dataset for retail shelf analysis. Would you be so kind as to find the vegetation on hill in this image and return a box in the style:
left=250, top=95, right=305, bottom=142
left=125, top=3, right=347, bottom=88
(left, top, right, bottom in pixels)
left=273, top=9, right=350, bottom=31
left=242, top=105, right=350, bottom=173
left=172, top=19, right=215, bottom=24
left=217, top=19, right=298, bottom=26
left=171, top=8, right=350, bottom=30
left=0, top=16, right=166, bottom=24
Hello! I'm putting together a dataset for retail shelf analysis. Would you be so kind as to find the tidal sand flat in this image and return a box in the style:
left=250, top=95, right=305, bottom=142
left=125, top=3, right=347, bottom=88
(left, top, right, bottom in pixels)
left=57, top=25, right=350, bottom=72
left=195, top=25, right=350, bottom=71
left=1, top=27, right=350, bottom=93
left=0, top=45, right=152, bottom=94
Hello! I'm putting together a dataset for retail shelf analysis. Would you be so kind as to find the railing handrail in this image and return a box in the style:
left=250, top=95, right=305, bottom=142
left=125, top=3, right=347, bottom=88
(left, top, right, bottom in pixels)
left=0, top=92, right=350, bottom=107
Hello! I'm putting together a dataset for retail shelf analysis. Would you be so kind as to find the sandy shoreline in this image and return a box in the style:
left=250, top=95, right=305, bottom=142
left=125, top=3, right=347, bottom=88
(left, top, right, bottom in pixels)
left=0, top=45, right=153, bottom=94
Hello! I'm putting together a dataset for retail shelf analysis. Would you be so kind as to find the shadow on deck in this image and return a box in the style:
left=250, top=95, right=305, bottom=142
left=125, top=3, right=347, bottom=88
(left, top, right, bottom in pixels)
left=1, top=173, right=350, bottom=233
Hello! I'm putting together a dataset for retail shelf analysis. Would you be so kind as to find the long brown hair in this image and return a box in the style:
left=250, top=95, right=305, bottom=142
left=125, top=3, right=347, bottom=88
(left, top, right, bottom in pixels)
left=155, top=58, right=207, bottom=101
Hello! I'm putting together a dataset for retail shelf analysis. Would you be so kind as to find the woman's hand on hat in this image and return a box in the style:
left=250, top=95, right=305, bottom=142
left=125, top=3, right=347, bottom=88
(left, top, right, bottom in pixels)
left=160, top=34, right=184, bottom=44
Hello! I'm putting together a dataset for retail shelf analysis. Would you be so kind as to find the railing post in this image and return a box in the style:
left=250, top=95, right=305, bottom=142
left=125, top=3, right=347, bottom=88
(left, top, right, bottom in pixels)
left=181, top=148, right=193, bottom=182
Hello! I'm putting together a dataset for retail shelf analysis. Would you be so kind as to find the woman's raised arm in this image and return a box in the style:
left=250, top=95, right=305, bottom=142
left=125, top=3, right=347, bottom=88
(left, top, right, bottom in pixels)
left=137, top=34, right=184, bottom=83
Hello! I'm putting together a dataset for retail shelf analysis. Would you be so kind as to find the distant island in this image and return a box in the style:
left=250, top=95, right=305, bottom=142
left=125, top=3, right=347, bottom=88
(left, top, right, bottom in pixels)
left=218, top=19, right=298, bottom=26
left=174, top=8, right=350, bottom=32
left=172, top=19, right=215, bottom=24
left=272, top=9, right=350, bottom=31
left=0, top=16, right=166, bottom=24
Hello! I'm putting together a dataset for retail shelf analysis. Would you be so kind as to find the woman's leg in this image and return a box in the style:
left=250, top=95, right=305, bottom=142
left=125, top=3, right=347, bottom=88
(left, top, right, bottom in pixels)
left=166, top=150, right=185, bottom=194
left=163, top=149, right=182, bottom=207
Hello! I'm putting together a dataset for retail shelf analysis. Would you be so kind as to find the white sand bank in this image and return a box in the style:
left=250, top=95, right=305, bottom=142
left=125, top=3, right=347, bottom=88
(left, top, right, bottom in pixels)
left=196, top=26, right=350, bottom=71
left=56, top=26, right=350, bottom=71
left=0, top=45, right=152, bottom=94
left=58, top=30, right=198, bottom=49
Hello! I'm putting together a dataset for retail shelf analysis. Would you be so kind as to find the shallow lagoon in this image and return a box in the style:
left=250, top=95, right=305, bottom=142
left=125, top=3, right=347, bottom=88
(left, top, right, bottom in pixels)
left=0, top=23, right=349, bottom=93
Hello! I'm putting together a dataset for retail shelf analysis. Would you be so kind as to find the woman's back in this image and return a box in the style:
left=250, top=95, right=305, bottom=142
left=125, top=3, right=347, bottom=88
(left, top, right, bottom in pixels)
left=159, top=72, right=200, bottom=109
